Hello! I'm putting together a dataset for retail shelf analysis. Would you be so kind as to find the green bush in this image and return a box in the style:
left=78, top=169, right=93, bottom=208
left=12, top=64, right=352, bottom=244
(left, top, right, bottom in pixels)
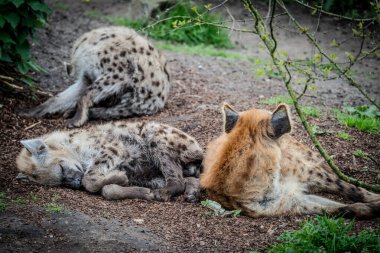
left=108, top=2, right=232, bottom=48
left=268, top=215, right=380, bottom=253
left=0, top=0, right=49, bottom=75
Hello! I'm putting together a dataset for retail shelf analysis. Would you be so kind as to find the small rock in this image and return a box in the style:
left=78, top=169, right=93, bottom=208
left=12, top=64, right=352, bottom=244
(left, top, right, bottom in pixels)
left=133, top=218, right=144, bottom=224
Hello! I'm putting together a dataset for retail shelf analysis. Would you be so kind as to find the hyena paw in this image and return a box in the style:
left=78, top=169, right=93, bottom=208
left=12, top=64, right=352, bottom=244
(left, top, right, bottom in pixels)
left=184, top=191, right=199, bottom=203
left=153, top=188, right=171, bottom=202
left=66, top=117, right=85, bottom=128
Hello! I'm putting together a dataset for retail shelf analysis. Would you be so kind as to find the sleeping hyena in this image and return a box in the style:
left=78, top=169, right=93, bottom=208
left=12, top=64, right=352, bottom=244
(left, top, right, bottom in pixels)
left=16, top=121, right=203, bottom=202
left=20, top=26, right=170, bottom=128
left=200, top=103, right=380, bottom=218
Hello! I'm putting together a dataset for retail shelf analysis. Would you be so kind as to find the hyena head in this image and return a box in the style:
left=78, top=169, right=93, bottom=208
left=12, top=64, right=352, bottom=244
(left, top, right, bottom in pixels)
left=222, top=102, right=291, bottom=140
left=16, top=138, right=83, bottom=189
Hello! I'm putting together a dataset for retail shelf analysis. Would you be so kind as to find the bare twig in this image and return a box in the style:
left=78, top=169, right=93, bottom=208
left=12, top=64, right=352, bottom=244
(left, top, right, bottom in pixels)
left=278, top=1, right=379, bottom=109
left=24, top=121, right=42, bottom=130
left=294, top=0, right=377, bottom=22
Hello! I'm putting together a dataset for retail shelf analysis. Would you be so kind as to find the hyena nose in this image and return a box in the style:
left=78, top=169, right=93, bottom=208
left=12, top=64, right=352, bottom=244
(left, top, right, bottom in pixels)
left=61, top=167, right=83, bottom=189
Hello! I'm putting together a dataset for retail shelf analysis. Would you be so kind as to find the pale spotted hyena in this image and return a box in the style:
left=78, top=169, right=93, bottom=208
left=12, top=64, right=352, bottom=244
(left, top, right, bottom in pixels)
left=200, top=103, right=380, bottom=218
left=16, top=122, right=203, bottom=202
left=20, top=27, right=170, bottom=128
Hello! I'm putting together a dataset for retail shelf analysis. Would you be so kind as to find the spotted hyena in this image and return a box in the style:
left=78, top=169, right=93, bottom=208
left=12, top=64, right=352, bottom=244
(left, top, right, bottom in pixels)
left=200, top=103, right=380, bottom=218
left=20, top=27, right=170, bottom=128
left=16, top=121, right=203, bottom=202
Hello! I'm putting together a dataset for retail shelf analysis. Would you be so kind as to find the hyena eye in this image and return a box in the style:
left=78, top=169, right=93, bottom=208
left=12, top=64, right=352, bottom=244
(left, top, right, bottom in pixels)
left=31, top=175, right=39, bottom=180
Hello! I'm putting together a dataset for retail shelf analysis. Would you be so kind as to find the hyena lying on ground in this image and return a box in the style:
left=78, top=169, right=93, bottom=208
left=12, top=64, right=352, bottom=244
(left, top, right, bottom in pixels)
left=20, top=27, right=170, bottom=128
left=200, top=103, right=380, bottom=218
left=16, top=122, right=203, bottom=202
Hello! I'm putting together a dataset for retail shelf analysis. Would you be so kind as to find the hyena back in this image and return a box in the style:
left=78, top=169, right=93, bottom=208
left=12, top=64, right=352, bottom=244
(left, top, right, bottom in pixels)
left=20, top=27, right=170, bottom=127
left=16, top=121, right=203, bottom=202
left=200, top=103, right=380, bottom=219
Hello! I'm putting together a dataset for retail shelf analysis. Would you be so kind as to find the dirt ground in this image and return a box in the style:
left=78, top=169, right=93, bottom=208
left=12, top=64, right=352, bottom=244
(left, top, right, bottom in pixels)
left=0, top=0, right=379, bottom=252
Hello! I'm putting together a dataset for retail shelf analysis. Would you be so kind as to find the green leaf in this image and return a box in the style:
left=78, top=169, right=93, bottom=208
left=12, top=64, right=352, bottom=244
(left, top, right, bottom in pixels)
left=28, top=1, right=50, bottom=12
left=20, top=76, right=34, bottom=87
left=12, top=0, right=24, bottom=8
left=4, top=12, right=20, bottom=29
left=0, top=16, right=5, bottom=28
left=330, top=39, right=338, bottom=47
left=17, top=61, right=30, bottom=74
left=0, top=31, right=14, bottom=44
left=16, top=41, right=30, bottom=60
left=0, top=51, right=12, bottom=62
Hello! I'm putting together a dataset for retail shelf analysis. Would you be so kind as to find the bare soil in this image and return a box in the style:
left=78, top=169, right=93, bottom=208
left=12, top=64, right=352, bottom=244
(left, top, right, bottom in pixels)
left=0, top=0, right=379, bottom=252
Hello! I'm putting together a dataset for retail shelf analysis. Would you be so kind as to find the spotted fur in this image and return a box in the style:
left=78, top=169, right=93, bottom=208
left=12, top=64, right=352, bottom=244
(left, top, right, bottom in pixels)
left=200, top=103, right=380, bottom=219
left=16, top=122, right=203, bottom=202
left=20, top=27, right=170, bottom=128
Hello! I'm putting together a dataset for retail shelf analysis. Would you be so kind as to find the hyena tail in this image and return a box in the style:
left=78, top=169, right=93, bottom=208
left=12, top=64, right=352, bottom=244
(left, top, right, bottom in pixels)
left=19, top=79, right=83, bottom=118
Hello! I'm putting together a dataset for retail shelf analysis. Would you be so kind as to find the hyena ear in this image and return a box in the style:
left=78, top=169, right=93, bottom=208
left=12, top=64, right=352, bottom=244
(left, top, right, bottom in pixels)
left=20, top=139, right=48, bottom=164
left=271, top=103, right=291, bottom=138
left=222, top=103, right=239, bottom=133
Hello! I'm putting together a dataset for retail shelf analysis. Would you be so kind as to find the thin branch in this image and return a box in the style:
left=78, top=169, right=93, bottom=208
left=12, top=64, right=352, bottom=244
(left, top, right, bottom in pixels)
left=294, top=0, right=377, bottom=22
left=278, top=1, right=379, bottom=109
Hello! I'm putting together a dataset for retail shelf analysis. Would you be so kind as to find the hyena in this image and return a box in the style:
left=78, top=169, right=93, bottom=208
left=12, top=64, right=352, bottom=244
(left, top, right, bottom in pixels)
left=200, top=103, right=380, bottom=218
left=16, top=121, right=203, bottom=202
left=20, top=27, right=170, bottom=128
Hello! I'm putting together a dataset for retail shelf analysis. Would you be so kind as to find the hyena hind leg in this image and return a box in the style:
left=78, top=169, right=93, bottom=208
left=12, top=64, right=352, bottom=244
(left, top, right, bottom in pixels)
left=101, top=184, right=154, bottom=201
left=19, top=79, right=82, bottom=118
left=304, top=167, right=380, bottom=203
left=294, top=194, right=380, bottom=219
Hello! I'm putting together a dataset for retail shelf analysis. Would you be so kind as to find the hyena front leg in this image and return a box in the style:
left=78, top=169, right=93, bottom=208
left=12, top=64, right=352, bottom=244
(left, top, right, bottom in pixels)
left=183, top=177, right=200, bottom=203
left=101, top=184, right=154, bottom=201
left=82, top=169, right=129, bottom=193
left=153, top=156, right=186, bottom=202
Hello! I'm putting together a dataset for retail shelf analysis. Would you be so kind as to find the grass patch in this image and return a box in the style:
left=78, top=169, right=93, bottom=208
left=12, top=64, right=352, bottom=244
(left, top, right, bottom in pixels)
left=47, top=202, right=64, bottom=214
left=87, top=2, right=232, bottom=48
left=337, top=131, right=352, bottom=140
left=0, top=192, right=5, bottom=199
left=267, top=215, right=380, bottom=253
left=12, top=197, right=28, bottom=205
left=353, top=149, right=367, bottom=158
left=0, top=202, right=6, bottom=210
left=155, top=42, right=247, bottom=60
left=336, top=105, right=380, bottom=134
left=301, top=106, right=320, bottom=118
left=260, top=95, right=294, bottom=105
left=311, top=125, right=334, bottom=135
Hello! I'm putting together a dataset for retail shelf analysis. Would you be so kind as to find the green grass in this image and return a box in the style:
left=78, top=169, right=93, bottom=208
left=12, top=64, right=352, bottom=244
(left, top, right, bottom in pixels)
left=353, top=149, right=367, bottom=158
left=337, top=105, right=380, bottom=134
left=0, top=201, right=6, bottom=210
left=12, top=197, right=28, bottom=205
left=260, top=95, right=294, bottom=105
left=86, top=2, right=232, bottom=48
left=301, top=106, right=321, bottom=118
left=155, top=42, right=247, bottom=60
left=0, top=192, right=5, bottom=199
left=47, top=202, right=64, bottom=214
left=337, top=131, right=352, bottom=140
left=267, top=215, right=380, bottom=253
